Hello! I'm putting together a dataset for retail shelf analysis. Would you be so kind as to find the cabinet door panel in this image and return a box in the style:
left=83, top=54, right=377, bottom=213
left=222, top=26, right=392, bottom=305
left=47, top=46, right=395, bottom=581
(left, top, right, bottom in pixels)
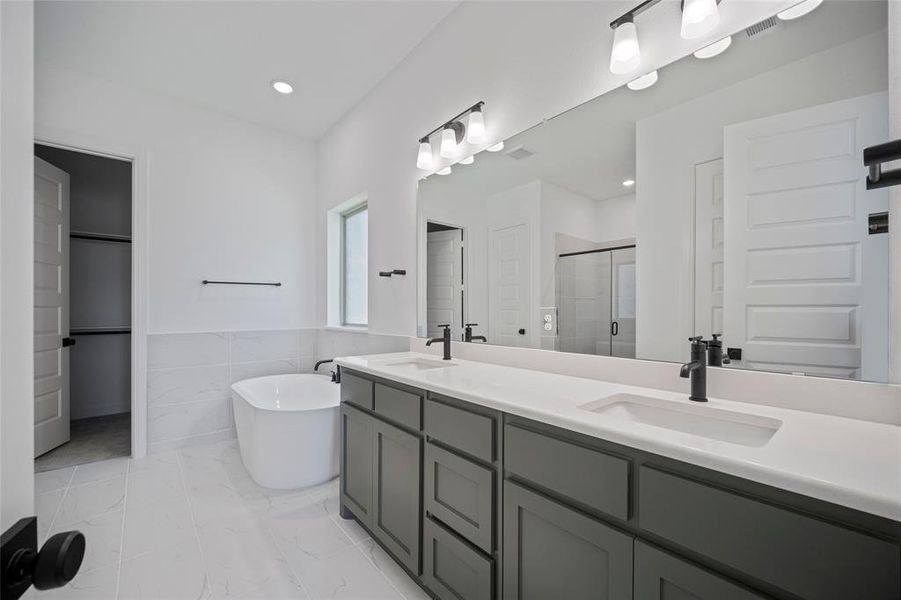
left=340, top=404, right=374, bottom=527
left=425, top=441, right=494, bottom=553
left=634, top=541, right=766, bottom=600
left=372, top=419, right=422, bottom=574
left=341, top=371, right=373, bottom=410
left=503, top=481, right=633, bottom=600
left=423, top=517, right=494, bottom=600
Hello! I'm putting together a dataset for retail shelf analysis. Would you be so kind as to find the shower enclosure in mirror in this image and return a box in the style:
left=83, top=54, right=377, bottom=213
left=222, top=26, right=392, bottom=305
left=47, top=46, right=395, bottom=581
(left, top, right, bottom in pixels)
left=417, top=0, right=891, bottom=383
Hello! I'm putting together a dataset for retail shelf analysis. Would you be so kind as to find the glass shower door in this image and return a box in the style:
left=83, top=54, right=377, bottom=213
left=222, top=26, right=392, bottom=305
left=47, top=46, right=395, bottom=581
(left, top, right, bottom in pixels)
left=611, top=247, right=636, bottom=358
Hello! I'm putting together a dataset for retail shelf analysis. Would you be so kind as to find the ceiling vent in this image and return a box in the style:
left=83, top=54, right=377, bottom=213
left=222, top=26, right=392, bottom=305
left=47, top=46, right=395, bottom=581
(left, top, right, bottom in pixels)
left=745, top=17, right=782, bottom=40
left=505, top=145, right=535, bottom=160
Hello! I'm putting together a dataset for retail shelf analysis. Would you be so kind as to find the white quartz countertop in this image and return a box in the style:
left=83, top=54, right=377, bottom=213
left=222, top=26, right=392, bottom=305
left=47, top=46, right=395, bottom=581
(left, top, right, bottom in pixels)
left=335, top=352, right=901, bottom=522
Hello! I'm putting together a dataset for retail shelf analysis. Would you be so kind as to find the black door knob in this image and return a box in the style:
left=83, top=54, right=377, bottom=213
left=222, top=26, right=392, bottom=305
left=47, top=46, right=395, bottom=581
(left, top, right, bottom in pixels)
left=1, top=517, right=85, bottom=600
left=32, top=531, right=85, bottom=590
left=61, top=337, right=76, bottom=348
left=518, top=328, right=526, bottom=335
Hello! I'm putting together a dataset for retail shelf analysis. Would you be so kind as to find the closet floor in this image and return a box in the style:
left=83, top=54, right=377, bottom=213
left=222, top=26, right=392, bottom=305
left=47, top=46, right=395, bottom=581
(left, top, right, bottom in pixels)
left=35, top=412, right=131, bottom=473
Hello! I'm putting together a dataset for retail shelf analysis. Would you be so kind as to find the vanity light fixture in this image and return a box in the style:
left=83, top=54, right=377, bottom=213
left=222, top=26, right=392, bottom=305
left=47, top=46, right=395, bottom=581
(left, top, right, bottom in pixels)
left=271, top=79, right=293, bottom=94
left=459, top=155, right=474, bottom=165
left=681, top=0, right=721, bottom=40
left=417, top=139, right=434, bottom=170
left=487, top=141, right=505, bottom=152
left=416, top=101, right=485, bottom=169
left=627, top=70, right=658, bottom=91
left=609, top=17, right=641, bottom=75
left=466, top=106, right=486, bottom=144
left=622, top=178, right=636, bottom=187
left=693, top=35, right=732, bottom=59
left=437, top=166, right=452, bottom=175
left=777, top=0, right=822, bottom=21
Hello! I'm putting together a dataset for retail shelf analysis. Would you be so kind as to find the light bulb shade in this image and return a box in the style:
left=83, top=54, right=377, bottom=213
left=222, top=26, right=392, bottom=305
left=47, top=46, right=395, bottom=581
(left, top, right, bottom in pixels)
left=437, top=166, right=452, bottom=175
left=440, top=126, right=458, bottom=158
left=693, top=35, right=731, bottom=59
left=487, top=141, right=504, bottom=152
left=416, top=141, right=433, bottom=170
left=460, top=155, right=474, bottom=165
left=466, top=108, right=485, bottom=144
left=627, top=70, right=658, bottom=91
left=777, top=0, right=823, bottom=20
left=609, top=21, right=641, bottom=75
left=681, top=0, right=720, bottom=40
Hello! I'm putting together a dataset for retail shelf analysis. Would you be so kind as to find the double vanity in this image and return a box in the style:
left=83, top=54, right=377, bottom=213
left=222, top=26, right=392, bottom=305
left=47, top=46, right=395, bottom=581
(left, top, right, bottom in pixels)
left=335, top=352, right=901, bottom=600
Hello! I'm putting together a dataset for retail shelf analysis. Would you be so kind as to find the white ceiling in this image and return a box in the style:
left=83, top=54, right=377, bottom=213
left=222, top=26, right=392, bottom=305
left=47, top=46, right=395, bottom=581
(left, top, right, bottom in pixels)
left=35, top=1, right=458, bottom=139
left=419, top=0, right=886, bottom=204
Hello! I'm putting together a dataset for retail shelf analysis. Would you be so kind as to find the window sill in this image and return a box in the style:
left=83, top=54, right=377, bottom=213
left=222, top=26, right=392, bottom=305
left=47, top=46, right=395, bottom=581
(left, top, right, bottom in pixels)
left=324, top=325, right=369, bottom=333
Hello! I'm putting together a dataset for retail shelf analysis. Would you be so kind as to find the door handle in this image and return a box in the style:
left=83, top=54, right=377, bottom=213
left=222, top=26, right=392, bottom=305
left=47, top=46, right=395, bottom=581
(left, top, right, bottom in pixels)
left=62, top=338, right=76, bottom=348
left=518, top=328, right=526, bottom=335
left=611, top=322, right=618, bottom=336
left=1, top=517, right=85, bottom=599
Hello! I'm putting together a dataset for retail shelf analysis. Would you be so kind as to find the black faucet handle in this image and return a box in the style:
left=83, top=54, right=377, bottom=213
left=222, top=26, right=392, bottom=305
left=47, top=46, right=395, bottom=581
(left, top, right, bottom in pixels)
left=437, top=324, right=451, bottom=329
left=465, top=323, right=479, bottom=327
left=688, top=335, right=705, bottom=343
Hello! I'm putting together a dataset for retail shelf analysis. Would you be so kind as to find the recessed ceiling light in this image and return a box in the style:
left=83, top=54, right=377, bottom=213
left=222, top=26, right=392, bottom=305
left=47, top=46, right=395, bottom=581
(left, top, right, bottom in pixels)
left=487, top=141, right=505, bottom=152
left=622, top=178, right=635, bottom=187
left=694, top=36, right=732, bottom=59
left=271, top=80, right=293, bottom=94
left=459, top=155, right=474, bottom=165
left=777, top=0, right=823, bottom=21
left=627, top=71, right=658, bottom=91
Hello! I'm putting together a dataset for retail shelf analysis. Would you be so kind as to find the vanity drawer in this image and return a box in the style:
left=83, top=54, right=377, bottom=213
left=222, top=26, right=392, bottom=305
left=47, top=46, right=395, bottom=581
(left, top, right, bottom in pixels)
left=341, top=372, right=373, bottom=411
left=504, top=424, right=630, bottom=521
left=424, top=397, right=495, bottom=463
left=373, top=382, right=422, bottom=430
left=425, top=441, right=494, bottom=553
left=423, top=516, right=493, bottom=600
left=639, top=467, right=901, bottom=600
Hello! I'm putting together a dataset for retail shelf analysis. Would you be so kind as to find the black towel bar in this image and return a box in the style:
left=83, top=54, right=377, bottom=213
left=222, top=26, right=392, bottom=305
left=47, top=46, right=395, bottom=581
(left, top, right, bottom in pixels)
left=202, top=280, right=282, bottom=287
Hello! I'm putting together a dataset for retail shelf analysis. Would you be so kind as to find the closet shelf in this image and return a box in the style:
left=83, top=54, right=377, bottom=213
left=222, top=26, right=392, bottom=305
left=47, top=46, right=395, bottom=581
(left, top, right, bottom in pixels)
left=70, top=327, right=131, bottom=336
left=70, top=231, right=132, bottom=244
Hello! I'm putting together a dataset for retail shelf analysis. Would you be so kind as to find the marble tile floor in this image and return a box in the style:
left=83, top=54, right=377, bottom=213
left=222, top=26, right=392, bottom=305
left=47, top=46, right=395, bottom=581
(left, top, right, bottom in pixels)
left=31, top=440, right=429, bottom=600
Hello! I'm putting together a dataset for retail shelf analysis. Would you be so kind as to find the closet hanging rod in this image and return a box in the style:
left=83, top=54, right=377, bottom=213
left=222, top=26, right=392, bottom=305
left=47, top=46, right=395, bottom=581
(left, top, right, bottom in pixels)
left=202, top=280, right=282, bottom=287
left=70, top=232, right=132, bottom=244
left=70, top=328, right=131, bottom=335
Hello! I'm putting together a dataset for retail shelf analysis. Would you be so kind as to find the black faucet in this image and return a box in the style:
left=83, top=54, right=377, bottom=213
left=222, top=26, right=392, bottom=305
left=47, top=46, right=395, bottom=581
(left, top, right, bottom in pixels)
left=706, top=334, right=731, bottom=367
left=464, top=323, right=487, bottom=343
left=679, top=336, right=708, bottom=402
left=314, top=359, right=341, bottom=383
left=426, top=324, right=453, bottom=360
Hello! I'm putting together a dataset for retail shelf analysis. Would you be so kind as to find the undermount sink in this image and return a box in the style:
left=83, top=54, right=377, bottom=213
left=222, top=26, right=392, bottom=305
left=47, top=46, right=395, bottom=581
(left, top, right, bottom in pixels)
left=580, top=393, right=782, bottom=447
left=378, top=357, right=457, bottom=371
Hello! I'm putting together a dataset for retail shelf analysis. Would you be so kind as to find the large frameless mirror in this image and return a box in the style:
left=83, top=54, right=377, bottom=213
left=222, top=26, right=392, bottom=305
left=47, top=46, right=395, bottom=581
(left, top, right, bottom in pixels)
left=417, top=0, right=892, bottom=382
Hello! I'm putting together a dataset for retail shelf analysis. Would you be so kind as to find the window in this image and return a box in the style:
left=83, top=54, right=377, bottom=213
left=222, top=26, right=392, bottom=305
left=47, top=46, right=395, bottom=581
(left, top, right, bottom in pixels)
left=341, top=205, right=368, bottom=326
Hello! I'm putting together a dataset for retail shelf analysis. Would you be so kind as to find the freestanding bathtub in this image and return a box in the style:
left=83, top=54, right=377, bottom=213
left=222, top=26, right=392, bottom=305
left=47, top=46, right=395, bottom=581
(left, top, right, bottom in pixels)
left=231, top=374, right=340, bottom=489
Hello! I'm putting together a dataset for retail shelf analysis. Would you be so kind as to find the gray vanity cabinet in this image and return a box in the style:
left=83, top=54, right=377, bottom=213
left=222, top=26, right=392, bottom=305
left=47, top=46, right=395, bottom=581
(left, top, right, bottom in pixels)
left=503, top=480, right=634, bottom=600
left=340, top=404, right=374, bottom=527
left=634, top=541, right=766, bottom=600
left=423, top=517, right=494, bottom=600
left=371, top=418, right=422, bottom=574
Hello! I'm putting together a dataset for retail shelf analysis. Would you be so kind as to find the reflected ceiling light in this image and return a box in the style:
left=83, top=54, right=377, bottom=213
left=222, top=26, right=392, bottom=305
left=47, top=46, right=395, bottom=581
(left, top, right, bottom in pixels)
left=777, top=0, right=823, bottom=20
left=460, top=155, right=474, bottom=165
left=466, top=106, right=485, bottom=144
left=609, top=18, right=641, bottom=75
left=681, top=0, right=720, bottom=40
left=627, top=70, right=658, bottom=91
left=693, top=35, right=732, bottom=59
left=623, top=178, right=636, bottom=187
left=271, top=80, right=293, bottom=94
left=416, top=139, right=433, bottom=171
left=487, top=141, right=505, bottom=152
left=437, top=166, right=452, bottom=176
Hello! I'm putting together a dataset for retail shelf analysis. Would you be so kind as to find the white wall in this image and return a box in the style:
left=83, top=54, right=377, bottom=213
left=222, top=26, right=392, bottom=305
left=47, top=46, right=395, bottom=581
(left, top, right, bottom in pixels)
left=35, top=62, right=318, bottom=335
left=0, top=0, right=35, bottom=529
left=635, top=30, right=888, bottom=363
left=595, top=193, right=636, bottom=244
left=317, top=1, right=796, bottom=337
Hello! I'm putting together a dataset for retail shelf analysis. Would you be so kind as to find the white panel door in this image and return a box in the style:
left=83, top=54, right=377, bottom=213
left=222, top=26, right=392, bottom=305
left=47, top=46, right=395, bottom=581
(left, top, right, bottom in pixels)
left=426, top=228, right=463, bottom=339
left=723, top=92, right=888, bottom=380
left=694, top=159, right=725, bottom=341
left=489, top=223, right=530, bottom=347
left=34, top=157, right=70, bottom=456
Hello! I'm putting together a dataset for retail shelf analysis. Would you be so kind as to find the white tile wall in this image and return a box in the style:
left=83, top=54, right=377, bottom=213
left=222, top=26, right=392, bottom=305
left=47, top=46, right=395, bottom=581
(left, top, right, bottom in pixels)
left=146, top=328, right=409, bottom=454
